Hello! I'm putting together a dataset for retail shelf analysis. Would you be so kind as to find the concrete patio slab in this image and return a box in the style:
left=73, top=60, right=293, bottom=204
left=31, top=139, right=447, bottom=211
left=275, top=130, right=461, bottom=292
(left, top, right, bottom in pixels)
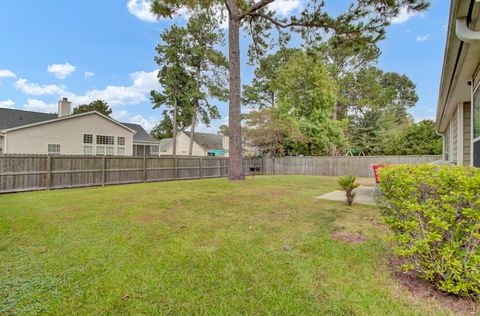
left=316, top=185, right=376, bottom=206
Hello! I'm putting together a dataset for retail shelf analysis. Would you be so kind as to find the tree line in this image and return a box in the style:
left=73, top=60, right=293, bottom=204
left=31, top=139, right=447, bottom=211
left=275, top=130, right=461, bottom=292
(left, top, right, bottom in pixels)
left=73, top=0, right=429, bottom=180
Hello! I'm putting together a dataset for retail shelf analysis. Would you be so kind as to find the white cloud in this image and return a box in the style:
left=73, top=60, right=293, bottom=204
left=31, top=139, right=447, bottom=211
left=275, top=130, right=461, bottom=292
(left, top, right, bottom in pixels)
left=15, top=79, right=66, bottom=96
left=113, top=110, right=158, bottom=132
left=416, top=33, right=431, bottom=42
left=0, top=100, right=15, bottom=109
left=391, top=7, right=418, bottom=24
left=67, top=70, right=159, bottom=106
left=267, top=0, right=301, bottom=16
left=15, top=70, right=159, bottom=107
left=127, top=0, right=157, bottom=22
left=84, top=71, right=95, bottom=79
left=23, top=99, right=57, bottom=113
left=47, top=62, right=76, bottom=79
left=0, top=69, right=16, bottom=78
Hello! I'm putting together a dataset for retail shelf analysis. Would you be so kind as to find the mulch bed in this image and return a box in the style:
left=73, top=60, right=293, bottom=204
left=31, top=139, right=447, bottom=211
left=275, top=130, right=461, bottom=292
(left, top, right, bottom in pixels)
left=390, top=258, right=478, bottom=315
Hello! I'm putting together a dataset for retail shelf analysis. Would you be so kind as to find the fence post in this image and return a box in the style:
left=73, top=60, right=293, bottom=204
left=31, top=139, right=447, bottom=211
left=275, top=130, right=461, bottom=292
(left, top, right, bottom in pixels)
left=174, top=156, right=177, bottom=180
left=46, top=155, right=51, bottom=189
left=199, top=157, right=203, bottom=179
left=220, top=158, right=224, bottom=177
left=143, top=156, right=147, bottom=183
left=102, top=156, right=106, bottom=186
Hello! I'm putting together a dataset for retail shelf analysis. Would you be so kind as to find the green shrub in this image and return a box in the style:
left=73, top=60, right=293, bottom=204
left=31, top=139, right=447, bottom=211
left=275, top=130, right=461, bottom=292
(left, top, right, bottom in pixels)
left=376, top=164, right=480, bottom=298
left=338, top=175, right=359, bottom=206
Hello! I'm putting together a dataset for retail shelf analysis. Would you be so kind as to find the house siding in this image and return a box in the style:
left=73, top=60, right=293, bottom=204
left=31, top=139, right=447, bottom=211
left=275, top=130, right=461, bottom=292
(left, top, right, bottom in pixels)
left=451, top=108, right=458, bottom=163
left=160, top=132, right=208, bottom=156
left=444, top=123, right=451, bottom=161
left=464, top=102, right=471, bottom=166
left=5, top=114, right=133, bottom=155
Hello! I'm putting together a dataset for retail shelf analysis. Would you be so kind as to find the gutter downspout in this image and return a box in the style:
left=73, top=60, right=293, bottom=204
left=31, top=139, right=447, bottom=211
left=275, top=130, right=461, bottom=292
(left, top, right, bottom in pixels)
left=456, top=17, right=480, bottom=43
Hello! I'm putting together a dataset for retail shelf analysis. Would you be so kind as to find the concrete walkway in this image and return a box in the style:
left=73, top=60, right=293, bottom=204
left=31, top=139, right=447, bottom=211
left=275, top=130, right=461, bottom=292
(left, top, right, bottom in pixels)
left=316, top=185, right=376, bottom=206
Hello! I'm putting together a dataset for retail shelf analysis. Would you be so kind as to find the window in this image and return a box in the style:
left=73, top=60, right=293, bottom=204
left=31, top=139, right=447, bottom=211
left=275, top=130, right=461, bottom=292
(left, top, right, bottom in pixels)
left=117, top=147, right=125, bottom=156
left=83, top=146, right=93, bottom=155
left=474, top=87, right=480, bottom=139
left=96, top=135, right=114, bottom=145
left=208, top=152, right=216, bottom=157
left=83, top=134, right=93, bottom=144
left=118, top=147, right=126, bottom=155
left=117, top=137, right=125, bottom=146
left=96, top=146, right=105, bottom=155
left=48, top=144, right=61, bottom=155
left=106, top=147, right=114, bottom=155
left=151, top=146, right=159, bottom=156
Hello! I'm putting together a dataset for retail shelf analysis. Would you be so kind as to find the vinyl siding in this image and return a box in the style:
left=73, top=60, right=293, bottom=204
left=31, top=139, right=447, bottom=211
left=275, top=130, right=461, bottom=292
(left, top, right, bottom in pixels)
left=444, top=123, right=451, bottom=161
left=464, top=102, right=471, bottom=166
left=5, top=114, right=133, bottom=155
left=451, top=108, right=458, bottom=163
left=160, top=132, right=209, bottom=156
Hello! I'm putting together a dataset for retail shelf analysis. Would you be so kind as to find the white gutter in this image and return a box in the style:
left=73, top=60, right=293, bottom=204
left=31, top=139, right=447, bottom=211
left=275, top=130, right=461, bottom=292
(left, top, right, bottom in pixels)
left=456, top=16, right=480, bottom=43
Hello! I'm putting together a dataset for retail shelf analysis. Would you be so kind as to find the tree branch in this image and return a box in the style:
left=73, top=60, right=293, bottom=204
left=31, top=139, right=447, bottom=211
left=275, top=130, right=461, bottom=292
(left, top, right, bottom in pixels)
left=242, top=0, right=275, bottom=18
left=249, top=12, right=339, bottom=31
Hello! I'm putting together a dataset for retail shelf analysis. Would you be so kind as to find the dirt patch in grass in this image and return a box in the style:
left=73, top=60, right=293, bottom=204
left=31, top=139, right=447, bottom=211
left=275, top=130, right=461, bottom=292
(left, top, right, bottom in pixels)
left=331, top=231, right=365, bottom=244
left=270, top=189, right=292, bottom=197
left=391, top=258, right=479, bottom=315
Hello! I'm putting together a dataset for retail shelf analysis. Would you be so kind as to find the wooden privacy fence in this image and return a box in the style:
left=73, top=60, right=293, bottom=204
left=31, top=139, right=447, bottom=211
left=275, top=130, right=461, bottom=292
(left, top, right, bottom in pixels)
left=264, top=155, right=442, bottom=178
left=0, top=154, right=441, bottom=193
left=0, top=155, right=264, bottom=193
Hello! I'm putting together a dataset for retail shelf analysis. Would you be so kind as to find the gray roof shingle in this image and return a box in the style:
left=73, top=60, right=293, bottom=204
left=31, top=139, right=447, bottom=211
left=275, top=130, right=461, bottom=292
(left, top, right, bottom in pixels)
left=121, top=123, right=159, bottom=143
left=0, top=108, right=57, bottom=130
left=183, top=131, right=225, bottom=150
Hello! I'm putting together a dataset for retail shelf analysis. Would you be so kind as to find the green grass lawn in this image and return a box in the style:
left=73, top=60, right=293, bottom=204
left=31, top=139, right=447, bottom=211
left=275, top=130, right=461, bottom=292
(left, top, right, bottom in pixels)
left=0, top=176, right=452, bottom=315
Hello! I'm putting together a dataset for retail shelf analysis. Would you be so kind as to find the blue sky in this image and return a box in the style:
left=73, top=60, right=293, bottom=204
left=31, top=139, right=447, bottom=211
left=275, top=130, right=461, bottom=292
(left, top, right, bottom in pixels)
left=0, top=0, right=448, bottom=133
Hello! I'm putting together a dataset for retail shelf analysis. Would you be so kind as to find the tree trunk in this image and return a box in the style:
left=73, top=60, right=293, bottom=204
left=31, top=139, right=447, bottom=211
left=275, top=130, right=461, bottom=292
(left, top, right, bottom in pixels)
left=189, top=100, right=197, bottom=156
left=330, top=102, right=338, bottom=156
left=227, top=15, right=244, bottom=180
left=172, top=85, right=178, bottom=157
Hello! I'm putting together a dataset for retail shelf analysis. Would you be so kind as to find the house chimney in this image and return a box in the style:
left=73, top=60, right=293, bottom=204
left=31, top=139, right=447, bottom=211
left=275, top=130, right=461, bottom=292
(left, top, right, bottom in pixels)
left=58, top=97, right=71, bottom=117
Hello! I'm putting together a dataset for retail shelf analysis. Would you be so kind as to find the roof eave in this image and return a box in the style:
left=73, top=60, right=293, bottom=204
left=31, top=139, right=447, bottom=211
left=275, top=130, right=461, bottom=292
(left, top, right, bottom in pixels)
left=2, top=111, right=137, bottom=134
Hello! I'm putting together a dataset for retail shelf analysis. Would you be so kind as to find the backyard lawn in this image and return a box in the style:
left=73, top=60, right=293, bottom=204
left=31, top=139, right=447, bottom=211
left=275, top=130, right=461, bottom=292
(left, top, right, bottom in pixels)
left=0, top=176, right=454, bottom=315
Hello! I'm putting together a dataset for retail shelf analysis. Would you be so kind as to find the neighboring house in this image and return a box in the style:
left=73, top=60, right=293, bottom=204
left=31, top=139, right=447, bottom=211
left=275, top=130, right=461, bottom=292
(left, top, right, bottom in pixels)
left=159, top=131, right=258, bottom=157
left=436, top=0, right=480, bottom=166
left=0, top=98, right=159, bottom=156
left=122, top=123, right=161, bottom=157
left=160, top=131, right=229, bottom=156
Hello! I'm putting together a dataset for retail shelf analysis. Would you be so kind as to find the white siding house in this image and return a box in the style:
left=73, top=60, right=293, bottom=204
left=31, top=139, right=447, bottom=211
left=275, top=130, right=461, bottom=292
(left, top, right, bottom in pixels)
left=0, top=98, right=143, bottom=156
left=436, top=0, right=480, bottom=167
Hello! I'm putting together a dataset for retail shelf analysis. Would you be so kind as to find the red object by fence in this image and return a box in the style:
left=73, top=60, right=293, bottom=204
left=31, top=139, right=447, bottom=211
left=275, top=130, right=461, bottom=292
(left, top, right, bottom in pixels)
left=371, top=164, right=391, bottom=184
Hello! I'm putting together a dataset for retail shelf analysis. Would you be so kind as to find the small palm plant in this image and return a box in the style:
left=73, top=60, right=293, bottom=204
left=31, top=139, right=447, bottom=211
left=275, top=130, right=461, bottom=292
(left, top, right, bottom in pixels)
left=338, top=175, right=360, bottom=206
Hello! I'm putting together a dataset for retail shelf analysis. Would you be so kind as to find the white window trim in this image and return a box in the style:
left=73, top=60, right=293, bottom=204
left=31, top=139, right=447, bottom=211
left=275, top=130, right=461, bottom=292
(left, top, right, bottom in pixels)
left=471, top=80, right=480, bottom=166
left=472, top=82, right=480, bottom=143
left=47, top=144, right=61, bottom=155
left=83, top=145, right=93, bottom=155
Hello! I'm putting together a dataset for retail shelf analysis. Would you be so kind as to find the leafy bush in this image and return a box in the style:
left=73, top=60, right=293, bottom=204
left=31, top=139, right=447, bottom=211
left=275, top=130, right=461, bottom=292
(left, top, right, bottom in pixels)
left=376, top=164, right=480, bottom=298
left=338, top=175, right=359, bottom=206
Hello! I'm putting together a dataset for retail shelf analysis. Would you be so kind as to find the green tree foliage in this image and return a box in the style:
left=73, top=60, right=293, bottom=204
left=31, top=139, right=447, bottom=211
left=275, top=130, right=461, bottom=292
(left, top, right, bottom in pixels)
left=151, top=25, right=194, bottom=155
left=242, top=48, right=299, bottom=109
left=345, top=67, right=418, bottom=155
left=274, top=51, right=346, bottom=155
left=72, top=100, right=112, bottom=117
left=243, top=108, right=303, bottom=157
left=150, top=113, right=173, bottom=140
left=218, top=124, right=229, bottom=136
left=184, top=12, right=228, bottom=155
left=151, top=0, right=430, bottom=179
left=377, top=164, right=480, bottom=297
left=385, top=120, right=442, bottom=155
